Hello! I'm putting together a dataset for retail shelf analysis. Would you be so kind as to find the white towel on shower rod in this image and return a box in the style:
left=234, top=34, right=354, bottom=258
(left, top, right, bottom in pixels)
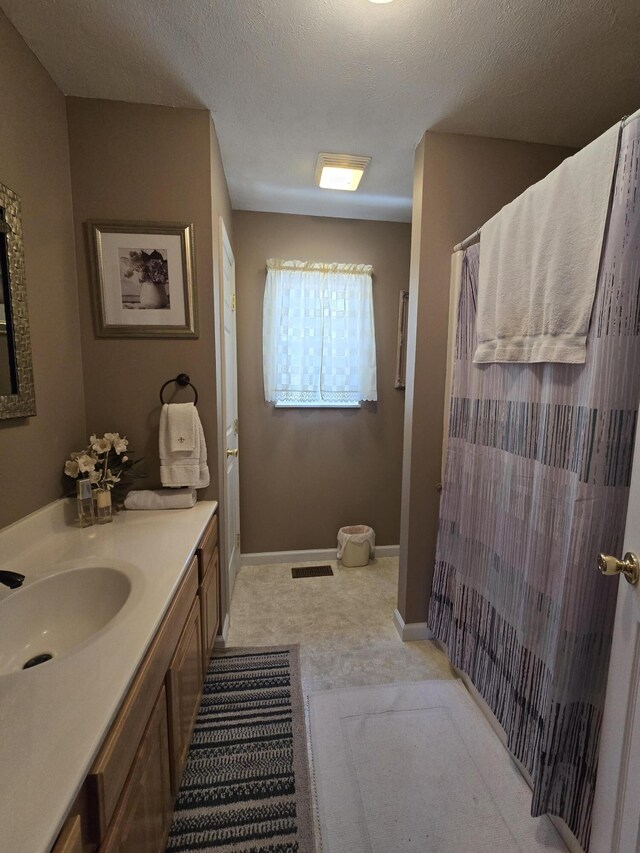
left=160, top=403, right=210, bottom=489
left=474, top=121, right=620, bottom=364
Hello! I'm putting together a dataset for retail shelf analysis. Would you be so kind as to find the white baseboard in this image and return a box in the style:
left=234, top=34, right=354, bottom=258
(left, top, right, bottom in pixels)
left=240, top=545, right=399, bottom=567
left=371, top=545, right=400, bottom=558
left=213, top=612, right=230, bottom=649
left=393, top=608, right=434, bottom=642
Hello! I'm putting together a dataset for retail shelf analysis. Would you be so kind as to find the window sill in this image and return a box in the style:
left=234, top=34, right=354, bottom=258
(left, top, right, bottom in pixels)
left=274, top=401, right=361, bottom=409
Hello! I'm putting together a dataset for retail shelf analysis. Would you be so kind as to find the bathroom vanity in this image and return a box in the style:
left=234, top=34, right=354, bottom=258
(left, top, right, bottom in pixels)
left=0, top=499, right=220, bottom=853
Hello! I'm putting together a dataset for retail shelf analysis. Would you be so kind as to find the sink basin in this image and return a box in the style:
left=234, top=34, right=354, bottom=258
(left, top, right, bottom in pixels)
left=0, top=566, right=132, bottom=675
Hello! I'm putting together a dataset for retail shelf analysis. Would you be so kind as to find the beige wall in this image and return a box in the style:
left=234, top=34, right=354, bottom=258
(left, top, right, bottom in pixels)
left=67, top=98, right=233, bottom=502
left=0, top=11, right=85, bottom=529
left=233, top=211, right=411, bottom=553
left=398, top=131, right=574, bottom=624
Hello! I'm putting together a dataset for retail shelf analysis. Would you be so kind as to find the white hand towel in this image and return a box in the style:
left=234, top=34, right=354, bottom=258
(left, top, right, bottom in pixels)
left=160, top=403, right=210, bottom=489
left=474, top=121, right=620, bottom=364
left=167, top=402, right=196, bottom=452
left=124, top=488, right=197, bottom=510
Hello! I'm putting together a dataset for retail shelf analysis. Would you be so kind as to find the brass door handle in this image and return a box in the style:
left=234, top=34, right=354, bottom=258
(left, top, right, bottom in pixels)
left=226, top=448, right=238, bottom=457
left=597, top=552, right=639, bottom=585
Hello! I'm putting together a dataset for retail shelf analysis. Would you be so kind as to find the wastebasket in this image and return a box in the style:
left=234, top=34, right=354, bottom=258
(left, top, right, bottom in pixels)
left=337, top=525, right=375, bottom=567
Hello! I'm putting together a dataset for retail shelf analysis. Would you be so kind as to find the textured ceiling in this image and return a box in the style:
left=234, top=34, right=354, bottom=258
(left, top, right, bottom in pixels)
left=2, top=0, right=640, bottom=221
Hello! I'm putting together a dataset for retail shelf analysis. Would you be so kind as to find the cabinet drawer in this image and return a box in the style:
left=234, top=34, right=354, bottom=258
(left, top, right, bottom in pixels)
left=99, top=686, right=172, bottom=853
left=166, top=596, right=203, bottom=795
left=86, top=557, right=198, bottom=843
left=51, top=815, right=83, bottom=853
left=196, top=512, right=218, bottom=583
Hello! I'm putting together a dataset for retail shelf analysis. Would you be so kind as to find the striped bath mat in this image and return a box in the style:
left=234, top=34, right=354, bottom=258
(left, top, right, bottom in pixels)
left=167, top=645, right=315, bottom=853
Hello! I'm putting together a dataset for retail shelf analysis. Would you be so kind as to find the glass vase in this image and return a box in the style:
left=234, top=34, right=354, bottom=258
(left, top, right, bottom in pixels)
left=94, top=487, right=113, bottom=524
left=76, top=478, right=94, bottom=528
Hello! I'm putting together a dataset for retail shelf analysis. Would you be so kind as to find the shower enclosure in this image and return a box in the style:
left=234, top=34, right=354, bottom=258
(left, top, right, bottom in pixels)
left=429, top=113, right=640, bottom=849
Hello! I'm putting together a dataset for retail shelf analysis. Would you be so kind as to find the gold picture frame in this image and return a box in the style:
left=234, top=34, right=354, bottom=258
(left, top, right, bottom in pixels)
left=87, top=220, right=198, bottom=338
left=395, top=290, right=409, bottom=389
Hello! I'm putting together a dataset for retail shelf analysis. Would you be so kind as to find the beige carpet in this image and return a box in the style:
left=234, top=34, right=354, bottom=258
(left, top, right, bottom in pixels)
left=309, top=679, right=568, bottom=853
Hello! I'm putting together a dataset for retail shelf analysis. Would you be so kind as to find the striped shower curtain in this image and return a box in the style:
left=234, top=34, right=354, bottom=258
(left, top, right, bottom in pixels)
left=428, top=114, right=640, bottom=850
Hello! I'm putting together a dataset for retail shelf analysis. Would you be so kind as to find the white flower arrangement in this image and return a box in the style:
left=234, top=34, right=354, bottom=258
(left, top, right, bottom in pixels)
left=64, top=432, right=144, bottom=504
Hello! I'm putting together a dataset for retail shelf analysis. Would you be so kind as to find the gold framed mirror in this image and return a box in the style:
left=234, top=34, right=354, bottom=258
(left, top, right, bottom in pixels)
left=0, top=180, right=36, bottom=419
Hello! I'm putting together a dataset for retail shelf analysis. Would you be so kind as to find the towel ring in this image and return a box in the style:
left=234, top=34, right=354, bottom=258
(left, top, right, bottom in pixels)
left=159, top=373, right=199, bottom=406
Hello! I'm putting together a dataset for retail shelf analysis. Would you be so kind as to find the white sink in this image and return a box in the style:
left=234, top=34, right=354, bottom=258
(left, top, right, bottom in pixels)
left=0, top=566, right=132, bottom=675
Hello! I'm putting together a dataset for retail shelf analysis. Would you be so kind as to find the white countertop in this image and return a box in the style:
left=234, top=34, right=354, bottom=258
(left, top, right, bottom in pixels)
left=0, top=498, right=217, bottom=853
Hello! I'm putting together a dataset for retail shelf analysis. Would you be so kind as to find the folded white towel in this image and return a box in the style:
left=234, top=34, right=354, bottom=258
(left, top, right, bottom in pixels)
left=474, top=122, right=620, bottom=364
left=167, top=402, right=196, bottom=452
left=160, top=403, right=210, bottom=489
left=124, top=488, right=197, bottom=510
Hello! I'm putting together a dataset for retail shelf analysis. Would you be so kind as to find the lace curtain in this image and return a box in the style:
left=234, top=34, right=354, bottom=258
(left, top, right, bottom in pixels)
left=263, top=259, right=377, bottom=404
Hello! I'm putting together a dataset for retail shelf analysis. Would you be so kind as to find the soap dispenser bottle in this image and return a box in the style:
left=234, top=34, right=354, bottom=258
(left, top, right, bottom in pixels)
left=76, top=478, right=95, bottom=527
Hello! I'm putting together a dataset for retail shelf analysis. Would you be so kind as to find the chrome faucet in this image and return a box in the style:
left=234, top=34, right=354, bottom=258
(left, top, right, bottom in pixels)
left=0, top=570, right=25, bottom=589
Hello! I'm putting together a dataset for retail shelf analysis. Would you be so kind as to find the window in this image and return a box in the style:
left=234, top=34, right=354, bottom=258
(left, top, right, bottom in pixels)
left=263, top=259, right=377, bottom=407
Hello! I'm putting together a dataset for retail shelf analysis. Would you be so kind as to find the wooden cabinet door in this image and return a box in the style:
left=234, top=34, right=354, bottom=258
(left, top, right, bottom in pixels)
left=87, top=558, right=198, bottom=843
left=100, top=686, right=172, bottom=853
left=166, top=597, right=203, bottom=796
left=200, top=547, right=219, bottom=673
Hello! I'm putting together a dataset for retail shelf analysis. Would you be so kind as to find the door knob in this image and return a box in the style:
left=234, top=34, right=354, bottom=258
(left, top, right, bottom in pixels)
left=597, top=552, right=639, bottom=585
left=226, top=448, right=238, bottom=457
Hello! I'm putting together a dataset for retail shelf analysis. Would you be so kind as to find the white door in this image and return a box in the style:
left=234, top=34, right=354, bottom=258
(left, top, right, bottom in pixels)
left=219, top=219, right=240, bottom=599
left=591, top=428, right=640, bottom=852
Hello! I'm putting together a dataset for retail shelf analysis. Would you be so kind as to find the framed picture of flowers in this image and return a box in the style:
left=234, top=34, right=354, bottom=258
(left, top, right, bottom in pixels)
left=87, top=220, right=198, bottom=338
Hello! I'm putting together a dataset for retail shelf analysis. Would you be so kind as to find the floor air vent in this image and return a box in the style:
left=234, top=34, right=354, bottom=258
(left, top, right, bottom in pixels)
left=291, top=565, right=334, bottom=579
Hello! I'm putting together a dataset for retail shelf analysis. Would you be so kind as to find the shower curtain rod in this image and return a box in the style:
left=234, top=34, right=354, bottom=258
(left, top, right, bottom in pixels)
left=453, top=230, right=481, bottom=252
left=452, top=109, right=640, bottom=254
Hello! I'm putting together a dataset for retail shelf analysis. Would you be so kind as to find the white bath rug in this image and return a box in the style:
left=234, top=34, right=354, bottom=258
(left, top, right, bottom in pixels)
left=308, top=679, right=567, bottom=853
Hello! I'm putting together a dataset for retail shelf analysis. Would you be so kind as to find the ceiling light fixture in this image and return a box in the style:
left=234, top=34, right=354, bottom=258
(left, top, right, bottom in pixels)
left=315, top=153, right=371, bottom=192
left=368, top=0, right=395, bottom=4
